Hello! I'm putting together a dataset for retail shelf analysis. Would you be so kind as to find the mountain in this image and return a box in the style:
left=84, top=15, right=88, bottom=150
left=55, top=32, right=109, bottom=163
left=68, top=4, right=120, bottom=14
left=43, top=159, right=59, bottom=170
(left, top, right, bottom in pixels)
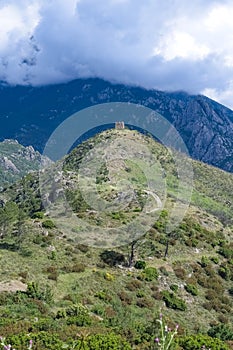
left=0, top=128, right=232, bottom=349
left=0, top=78, right=232, bottom=172
left=0, top=139, right=50, bottom=189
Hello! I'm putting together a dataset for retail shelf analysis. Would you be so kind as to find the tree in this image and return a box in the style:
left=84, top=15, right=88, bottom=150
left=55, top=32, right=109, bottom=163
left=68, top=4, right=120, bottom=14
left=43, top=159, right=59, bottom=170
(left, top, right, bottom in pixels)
left=0, top=201, right=19, bottom=237
left=100, top=250, right=125, bottom=267
left=128, top=240, right=137, bottom=267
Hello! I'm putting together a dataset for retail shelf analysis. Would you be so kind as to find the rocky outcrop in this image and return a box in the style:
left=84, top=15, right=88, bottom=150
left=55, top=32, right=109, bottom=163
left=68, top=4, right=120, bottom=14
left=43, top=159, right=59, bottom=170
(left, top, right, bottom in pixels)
left=0, top=156, right=19, bottom=173
left=0, top=139, right=51, bottom=188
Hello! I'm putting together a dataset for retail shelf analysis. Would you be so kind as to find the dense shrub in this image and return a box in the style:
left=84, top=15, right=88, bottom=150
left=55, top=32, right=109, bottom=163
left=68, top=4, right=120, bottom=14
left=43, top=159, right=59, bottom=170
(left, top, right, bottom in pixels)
left=47, top=270, right=58, bottom=281
left=170, top=284, right=179, bottom=292
left=56, top=303, right=92, bottom=327
left=208, top=323, right=233, bottom=341
left=202, top=301, right=213, bottom=311
left=218, top=265, right=231, bottom=281
left=136, top=290, right=145, bottom=298
left=100, top=250, right=125, bottom=267
left=185, top=284, right=198, bottom=296
left=32, top=211, right=44, bottom=219
left=19, top=248, right=33, bottom=257
left=173, top=267, right=186, bottom=279
left=134, top=260, right=146, bottom=269
left=207, top=276, right=224, bottom=291
left=5, top=331, right=132, bottom=350
left=196, top=274, right=209, bottom=288
left=162, top=291, right=186, bottom=311
left=218, top=246, right=233, bottom=259
left=151, top=291, right=163, bottom=300
left=142, top=267, right=158, bottom=281
left=200, top=255, right=210, bottom=268
left=204, top=265, right=216, bottom=277
left=211, top=256, right=220, bottom=264
left=159, top=266, right=169, bottom=276
left=177, top=334, right=230, bottom=350
left=25, top=282, right=53, bottom=304
left=104, top=272, right=114, bottom=281
left=136, top=297, right=153, bottom=308
left=95, top=290, right=112, bottom=302
left=67, top=262, right=86, bottom=273
left=5, top=331, right=64, bottom=350
left=218, top=315, right=229, bottom=324
left=84, top=333, right=132, bottom=349
left=126, top=279, right=142, bottom=291
left=77, top=244, right=89, bottom=253
left=205, top=289, right=218, bottom=301
left=117, top=290, right=132, bottom=305
left=66, top=314, right=92, bottom=327
left=42, top=220, right=56, bottom=229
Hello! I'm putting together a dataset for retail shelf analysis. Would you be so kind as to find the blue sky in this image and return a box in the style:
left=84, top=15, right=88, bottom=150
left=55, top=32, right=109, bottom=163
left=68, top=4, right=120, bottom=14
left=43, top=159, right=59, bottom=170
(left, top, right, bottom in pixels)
left=1, top=0, right=233, bottom=109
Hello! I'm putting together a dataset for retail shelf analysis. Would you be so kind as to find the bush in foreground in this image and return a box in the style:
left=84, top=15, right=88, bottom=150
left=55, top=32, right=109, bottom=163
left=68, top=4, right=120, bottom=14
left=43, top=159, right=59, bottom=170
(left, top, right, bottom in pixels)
left=177, top=334, right=230, bottom=350
left=1, top=332, right=132, bottom=350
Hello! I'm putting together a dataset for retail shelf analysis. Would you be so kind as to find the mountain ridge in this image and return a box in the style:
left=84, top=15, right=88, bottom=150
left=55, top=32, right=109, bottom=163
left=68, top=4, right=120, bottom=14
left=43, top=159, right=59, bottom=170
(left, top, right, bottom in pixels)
left=0, top=78, right=232, bottom=172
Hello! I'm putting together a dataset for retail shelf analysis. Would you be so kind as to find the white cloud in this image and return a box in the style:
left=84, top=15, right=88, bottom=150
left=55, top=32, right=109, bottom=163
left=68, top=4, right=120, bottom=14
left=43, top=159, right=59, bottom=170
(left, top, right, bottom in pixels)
left=203, top=83, right=233, bottom=110
left=0, top=0, right=233, bottom=109
left=0, top=2, right=40, bottom=48
left=154, top=31, right=210, bottom=61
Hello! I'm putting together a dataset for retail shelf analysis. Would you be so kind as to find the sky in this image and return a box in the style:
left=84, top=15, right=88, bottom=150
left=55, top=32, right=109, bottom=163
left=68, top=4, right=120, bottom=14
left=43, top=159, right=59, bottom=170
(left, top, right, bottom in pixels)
left=1, top=0, right=233, bottom=109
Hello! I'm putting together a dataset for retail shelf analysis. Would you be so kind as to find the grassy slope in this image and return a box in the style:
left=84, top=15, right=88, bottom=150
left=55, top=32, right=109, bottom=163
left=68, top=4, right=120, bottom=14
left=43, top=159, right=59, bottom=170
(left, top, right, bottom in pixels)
left=0, top=129, right=232, bottom=348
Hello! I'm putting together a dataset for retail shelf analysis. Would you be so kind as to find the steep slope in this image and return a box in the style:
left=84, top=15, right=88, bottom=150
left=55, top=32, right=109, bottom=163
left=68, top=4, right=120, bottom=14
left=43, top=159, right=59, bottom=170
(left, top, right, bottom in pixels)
left=0, top=78, right=232, bottom=172
left=0, top=139, right=50, bottom=189
left=0, top=128, right=232, bottom=350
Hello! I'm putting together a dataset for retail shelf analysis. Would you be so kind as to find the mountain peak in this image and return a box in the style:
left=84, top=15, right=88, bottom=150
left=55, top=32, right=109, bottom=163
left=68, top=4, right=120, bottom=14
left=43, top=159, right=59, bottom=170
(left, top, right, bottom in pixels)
left=0, top=78, right=232, bottom=172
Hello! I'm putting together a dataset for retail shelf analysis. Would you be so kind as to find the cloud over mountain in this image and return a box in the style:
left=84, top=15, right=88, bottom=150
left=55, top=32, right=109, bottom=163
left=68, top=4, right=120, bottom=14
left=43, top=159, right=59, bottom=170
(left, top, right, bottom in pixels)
left=1, top=0, right=233, bottom=108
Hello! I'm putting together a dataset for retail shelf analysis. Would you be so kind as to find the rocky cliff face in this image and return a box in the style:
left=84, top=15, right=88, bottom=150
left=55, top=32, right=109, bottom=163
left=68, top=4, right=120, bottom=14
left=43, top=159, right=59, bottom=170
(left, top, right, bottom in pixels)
left=0, top=139, right=50, bottom=188
left=151, top=94, right=233, bottom=172
left=0, top=78, right=232, bottom=172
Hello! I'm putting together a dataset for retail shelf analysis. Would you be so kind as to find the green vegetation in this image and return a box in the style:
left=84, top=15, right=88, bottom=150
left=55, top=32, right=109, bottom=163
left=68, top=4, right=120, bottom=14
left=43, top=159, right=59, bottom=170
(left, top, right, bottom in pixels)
left=162, top=291, right=187, bottom=311
left=208, top=323, right=233, bottom=341
left=42, top=220, right=56, bottom=229
left=0, top=129, right=232, bottom=349
left=142, top=267, right=159, bottom=281
left=184, top=284, right=198, bottom=296
left=134, top=260, right=146, bottom=269
left=177, top=334, right=230, bottom=350
left=0, top=140, right=47, bottom=189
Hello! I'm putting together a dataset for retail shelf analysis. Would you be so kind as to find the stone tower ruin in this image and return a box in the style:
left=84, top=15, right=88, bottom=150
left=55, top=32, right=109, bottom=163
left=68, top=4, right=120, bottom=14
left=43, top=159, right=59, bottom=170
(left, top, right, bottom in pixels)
left=115, top=121, right=125, bottom=129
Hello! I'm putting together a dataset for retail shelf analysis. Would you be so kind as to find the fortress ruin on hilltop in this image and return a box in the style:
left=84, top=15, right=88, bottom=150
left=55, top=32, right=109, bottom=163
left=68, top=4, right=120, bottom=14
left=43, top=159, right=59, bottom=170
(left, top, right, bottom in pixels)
left=115, top=121, right=125, bottom=129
